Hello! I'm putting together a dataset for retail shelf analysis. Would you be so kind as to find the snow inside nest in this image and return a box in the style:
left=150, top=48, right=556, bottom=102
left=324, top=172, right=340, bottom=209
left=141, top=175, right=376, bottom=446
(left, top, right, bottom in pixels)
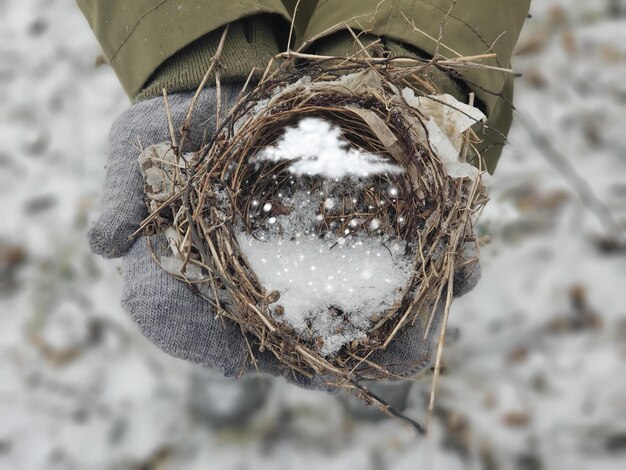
left=253, top=117, right=405, bottom=179
left=236, top=195, right=414, bottom=356
left=237, top=117, right=416, bottom=356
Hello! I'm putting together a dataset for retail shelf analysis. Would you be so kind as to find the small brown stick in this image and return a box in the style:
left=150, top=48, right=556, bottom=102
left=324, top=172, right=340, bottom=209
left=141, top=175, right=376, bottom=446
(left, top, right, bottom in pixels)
left=350, top=380, right=425, bottom=434
left=286, top=0, right=301, bottom=55
left=129, top=191, right=183, bottom=239
left=346, top=25, right=373, bottom=59
left=215, top=69, right=223, bottom=129
left=295, top=14, right=375, bottom=53
left=434, top=0, right=457, bottom=60
left=401, top=11, right=460, bottom=59
left=459, top=92, right=476, bottom=163
left=178, top=24, right=230, bottom=153
left=162, top=88, right=178, bottom=149
left=426, top=241, right=457, bottom=436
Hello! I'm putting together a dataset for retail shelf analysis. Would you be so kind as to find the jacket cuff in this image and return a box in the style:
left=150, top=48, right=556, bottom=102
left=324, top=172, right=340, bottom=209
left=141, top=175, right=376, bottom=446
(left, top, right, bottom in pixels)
left=136, top=16, right=280, bottom=102
left=301, top=0, right=530, bottom=173
left=313, top=31, right=467, bottom=103
left=78, top=0, right=290, bottom=99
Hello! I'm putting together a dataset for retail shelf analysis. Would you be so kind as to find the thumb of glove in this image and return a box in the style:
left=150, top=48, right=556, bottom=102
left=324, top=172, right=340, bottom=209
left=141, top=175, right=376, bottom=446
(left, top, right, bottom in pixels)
left=89, top=84, right=242, bottom=258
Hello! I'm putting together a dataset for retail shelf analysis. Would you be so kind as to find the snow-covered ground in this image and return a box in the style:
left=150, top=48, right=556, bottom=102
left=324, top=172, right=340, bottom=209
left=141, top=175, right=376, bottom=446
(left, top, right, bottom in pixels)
left=1, top=0, right=625, bottom=469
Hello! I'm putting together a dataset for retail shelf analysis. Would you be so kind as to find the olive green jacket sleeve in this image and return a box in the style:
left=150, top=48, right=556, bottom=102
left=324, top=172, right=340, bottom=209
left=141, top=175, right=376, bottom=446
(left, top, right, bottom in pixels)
left=78, top=0, right=530, bottom=172
left=300, top=0, right=530, bottom=172
left=76, top=0, right=292, bottom=99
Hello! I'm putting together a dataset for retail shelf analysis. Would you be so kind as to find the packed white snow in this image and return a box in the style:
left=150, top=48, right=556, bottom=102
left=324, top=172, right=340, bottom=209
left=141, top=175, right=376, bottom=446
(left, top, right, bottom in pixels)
left=243, top=117, right=418, bottom=355
left=253, top=117, right=405, bottom=179
left=236, top=191, right=414, bottom=357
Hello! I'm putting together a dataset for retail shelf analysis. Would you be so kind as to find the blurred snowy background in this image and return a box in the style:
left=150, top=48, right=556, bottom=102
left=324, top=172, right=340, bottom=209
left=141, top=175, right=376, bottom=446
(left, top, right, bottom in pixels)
left=1, top=0, right=625, bottom=469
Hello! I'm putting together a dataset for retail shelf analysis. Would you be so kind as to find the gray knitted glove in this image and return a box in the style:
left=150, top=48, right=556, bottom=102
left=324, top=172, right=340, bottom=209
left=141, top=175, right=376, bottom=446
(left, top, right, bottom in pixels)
left=89, top=84, right=480, bottom=387
left=90, top=85, right=253, bottom=377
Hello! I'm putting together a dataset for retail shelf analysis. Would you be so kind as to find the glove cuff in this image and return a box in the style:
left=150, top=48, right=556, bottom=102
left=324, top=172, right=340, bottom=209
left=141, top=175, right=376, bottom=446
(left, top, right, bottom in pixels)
left=136, top=16, right=279, bottom=102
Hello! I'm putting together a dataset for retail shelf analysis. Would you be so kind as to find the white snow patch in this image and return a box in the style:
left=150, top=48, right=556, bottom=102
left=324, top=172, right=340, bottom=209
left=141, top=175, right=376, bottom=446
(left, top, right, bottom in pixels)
left=253, top=117, right=405, bottom=179
left=236, top=193, right=413, bottom=356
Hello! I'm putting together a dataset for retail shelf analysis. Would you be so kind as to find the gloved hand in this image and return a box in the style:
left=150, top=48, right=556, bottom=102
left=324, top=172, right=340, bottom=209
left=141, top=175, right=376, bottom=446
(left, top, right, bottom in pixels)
left=89, top=84, right=321, bottom=389
left=89, top=81, right=480, bottom=390
left=90, top=84, right=263, bottom=375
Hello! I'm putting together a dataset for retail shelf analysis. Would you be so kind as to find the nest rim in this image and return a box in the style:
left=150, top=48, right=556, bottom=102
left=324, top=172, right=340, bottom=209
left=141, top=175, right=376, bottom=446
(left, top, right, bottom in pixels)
left=143, top=57, right=487, bottom=389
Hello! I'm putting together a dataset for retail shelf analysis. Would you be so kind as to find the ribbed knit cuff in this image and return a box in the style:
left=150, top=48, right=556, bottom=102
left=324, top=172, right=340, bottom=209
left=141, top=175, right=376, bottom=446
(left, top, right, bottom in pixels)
left=312, top=31, right=467, bottom=103
left=136, top=16, right=280, bottom=102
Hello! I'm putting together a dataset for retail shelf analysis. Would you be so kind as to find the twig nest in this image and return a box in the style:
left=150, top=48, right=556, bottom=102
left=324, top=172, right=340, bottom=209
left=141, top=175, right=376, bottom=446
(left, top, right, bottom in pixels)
left=139, top=59, right=488, bottom=385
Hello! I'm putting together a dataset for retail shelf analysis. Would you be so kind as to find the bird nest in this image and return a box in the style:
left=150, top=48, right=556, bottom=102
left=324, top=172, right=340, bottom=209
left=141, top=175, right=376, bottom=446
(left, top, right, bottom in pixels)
left=136, top=55, right=488, bottom=429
